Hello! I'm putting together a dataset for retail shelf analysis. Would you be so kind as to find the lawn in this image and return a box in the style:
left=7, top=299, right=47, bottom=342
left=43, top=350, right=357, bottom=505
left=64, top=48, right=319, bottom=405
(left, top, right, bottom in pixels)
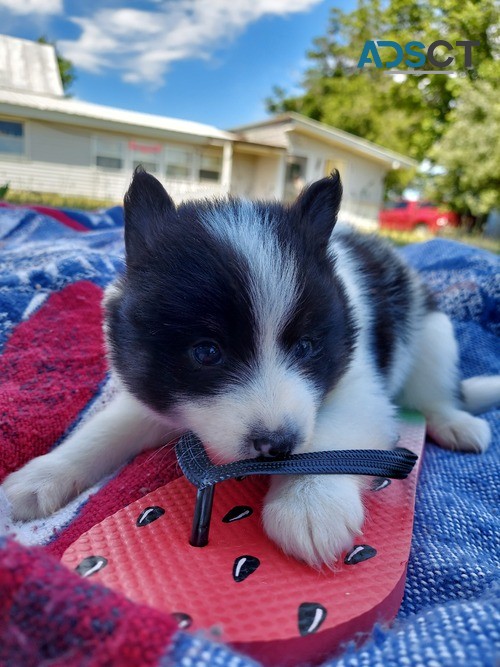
left=376, top=228, right=500, bottom=254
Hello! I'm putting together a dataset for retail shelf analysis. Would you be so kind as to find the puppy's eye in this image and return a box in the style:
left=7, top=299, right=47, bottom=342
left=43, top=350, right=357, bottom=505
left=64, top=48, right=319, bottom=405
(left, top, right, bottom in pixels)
left=292, top=338, right=314, bottom=360
left=192, top=341, right=223, bottom=366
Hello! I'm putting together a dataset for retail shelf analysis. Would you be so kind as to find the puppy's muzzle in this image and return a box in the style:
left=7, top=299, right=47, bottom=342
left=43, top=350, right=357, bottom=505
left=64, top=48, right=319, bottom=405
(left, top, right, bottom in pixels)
left=250, top=429, right=299, bottom=458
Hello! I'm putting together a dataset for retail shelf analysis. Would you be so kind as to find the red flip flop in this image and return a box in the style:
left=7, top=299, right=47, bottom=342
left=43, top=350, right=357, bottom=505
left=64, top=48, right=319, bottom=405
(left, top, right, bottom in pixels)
left=62, top=411, right=425, bottom=666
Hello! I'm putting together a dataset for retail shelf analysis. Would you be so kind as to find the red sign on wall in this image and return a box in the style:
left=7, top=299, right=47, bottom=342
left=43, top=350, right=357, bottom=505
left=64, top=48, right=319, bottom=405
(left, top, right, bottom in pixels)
left=128, top=141, right=162, bottom=154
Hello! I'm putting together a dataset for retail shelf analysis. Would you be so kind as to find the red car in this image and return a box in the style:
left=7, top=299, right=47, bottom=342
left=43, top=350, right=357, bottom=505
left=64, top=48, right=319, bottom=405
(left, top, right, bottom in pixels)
left=379, top=201, right=459, bottom=233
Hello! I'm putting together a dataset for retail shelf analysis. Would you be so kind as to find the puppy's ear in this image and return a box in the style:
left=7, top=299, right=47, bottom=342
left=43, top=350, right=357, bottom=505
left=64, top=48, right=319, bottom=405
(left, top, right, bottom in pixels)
left=124, top=167, right=177, bottom=267
left=292, top=171, right=342, bottom=251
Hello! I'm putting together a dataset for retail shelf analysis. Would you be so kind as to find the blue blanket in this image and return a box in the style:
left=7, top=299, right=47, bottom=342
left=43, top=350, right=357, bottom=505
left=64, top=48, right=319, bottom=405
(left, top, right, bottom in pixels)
left=0, top=204, right=498, bottom=667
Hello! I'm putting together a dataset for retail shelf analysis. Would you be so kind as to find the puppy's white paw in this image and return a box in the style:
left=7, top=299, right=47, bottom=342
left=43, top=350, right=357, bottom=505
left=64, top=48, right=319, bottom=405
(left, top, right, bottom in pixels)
left=262, top=475, right=364, bottom=568
left=2, top=455, right=79, bottom=520
left=428, top=410, right=491, bottom=453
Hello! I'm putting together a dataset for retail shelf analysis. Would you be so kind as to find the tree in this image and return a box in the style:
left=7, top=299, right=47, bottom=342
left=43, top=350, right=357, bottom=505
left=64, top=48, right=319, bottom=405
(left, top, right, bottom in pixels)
left=427, top=80, right=500, bottom=217
left=266, top=0, right=500, bottom=212
left=37, top=36, right=76, bottom=95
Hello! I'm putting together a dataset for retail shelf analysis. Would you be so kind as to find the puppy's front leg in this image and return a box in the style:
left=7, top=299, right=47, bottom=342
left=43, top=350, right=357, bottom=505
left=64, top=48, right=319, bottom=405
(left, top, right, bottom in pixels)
left=263, top=366, right=396, bottom=567
left=2, top=390, right=172, bottom=520
left=263, top=473, right=364, bottom=567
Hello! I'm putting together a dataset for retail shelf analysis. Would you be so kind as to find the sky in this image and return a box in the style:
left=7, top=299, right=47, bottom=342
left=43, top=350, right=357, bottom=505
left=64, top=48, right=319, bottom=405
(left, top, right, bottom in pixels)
left=0, top=0, right=355, bottom=129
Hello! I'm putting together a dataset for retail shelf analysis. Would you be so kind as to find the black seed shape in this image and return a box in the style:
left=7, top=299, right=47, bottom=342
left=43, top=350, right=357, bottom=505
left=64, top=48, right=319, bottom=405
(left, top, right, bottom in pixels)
left=344, top=544, right=377, bottom=565
left=372, top=477, right=391, bottom=491
left=298, top=602, right=327, bottom=636
left=136, top=506, right=165, bottom=527
left=232, top=555, right=260, bottom=582
left=75, top=555, right=108, bottom=577
left=172, top=612, right=193, bottom=629
left=222, top=506, right=253, bottom=523
left=235, top=476, right=246, bottom=482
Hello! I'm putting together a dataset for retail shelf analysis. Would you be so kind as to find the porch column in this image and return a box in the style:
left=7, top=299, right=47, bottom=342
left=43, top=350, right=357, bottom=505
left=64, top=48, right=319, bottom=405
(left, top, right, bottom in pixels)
left=221, top=141, right=233, bottom=194
left=274, top=153, right=286, bottom=200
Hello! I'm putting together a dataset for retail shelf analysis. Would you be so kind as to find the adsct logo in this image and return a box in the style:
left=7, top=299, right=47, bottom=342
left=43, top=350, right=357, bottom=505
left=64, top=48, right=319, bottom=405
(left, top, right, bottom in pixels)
left=358, top=40, right=480, bottom=75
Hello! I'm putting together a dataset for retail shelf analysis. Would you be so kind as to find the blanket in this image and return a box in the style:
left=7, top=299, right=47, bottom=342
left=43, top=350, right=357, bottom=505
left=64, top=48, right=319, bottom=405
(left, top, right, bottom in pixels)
left=0, top=202, right=498, bottom=667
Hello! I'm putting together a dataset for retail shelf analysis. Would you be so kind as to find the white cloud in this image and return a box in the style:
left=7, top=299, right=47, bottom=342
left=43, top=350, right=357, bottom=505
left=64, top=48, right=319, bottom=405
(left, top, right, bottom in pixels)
left=58, top=0, right=321, bottom=86
left=0, top=0, right=62, bottom=14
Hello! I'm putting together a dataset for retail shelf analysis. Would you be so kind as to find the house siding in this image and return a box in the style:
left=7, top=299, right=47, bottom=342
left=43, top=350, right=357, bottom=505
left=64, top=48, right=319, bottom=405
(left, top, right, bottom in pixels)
left=231, top=153, right=257, bottom=197
left=237, top=123, right=289, bottom=148
left=233, top=124, right=389, bottom=227
left=285, top=132, right=388, bottom=228
left=30, top=121, right=92, bottom=166
left=0, top=117, right=228, bottom=203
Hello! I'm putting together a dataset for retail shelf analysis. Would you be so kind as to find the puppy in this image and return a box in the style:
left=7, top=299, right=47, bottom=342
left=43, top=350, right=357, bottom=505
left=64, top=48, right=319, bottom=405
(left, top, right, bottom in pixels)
left=3, top=169, right=499, bottom=567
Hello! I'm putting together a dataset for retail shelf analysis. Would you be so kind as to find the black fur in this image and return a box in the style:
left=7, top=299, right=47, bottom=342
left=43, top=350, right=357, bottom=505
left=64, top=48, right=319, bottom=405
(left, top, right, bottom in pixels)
left=333, top=230, right=424, bottom=376
left=106, top=171, right=357, bottom=415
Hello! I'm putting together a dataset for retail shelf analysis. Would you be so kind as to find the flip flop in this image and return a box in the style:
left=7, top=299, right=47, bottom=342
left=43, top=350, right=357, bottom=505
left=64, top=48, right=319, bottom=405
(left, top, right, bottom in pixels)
left=61, top=410, right=425, bottom=666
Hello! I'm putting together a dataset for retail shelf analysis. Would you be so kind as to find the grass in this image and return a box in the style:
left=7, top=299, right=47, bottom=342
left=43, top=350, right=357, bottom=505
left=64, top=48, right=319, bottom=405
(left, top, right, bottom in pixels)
left=377, top=227, right=500, bottom=254
left=3, top=189, right=119, bottom=211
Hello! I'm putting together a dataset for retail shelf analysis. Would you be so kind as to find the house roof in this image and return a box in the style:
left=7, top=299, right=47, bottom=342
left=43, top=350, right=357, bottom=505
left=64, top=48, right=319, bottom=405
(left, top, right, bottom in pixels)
left=0, top=35, right=63, bottom=98
left=0, top=89, right=234, bottom=144
left=0, top=34, right=232, bottom=143
left=0, top=34, right=415, bottom=167
left=233, top=139, right=285, bottom=155
left=233, top=113, right=417, bottom=169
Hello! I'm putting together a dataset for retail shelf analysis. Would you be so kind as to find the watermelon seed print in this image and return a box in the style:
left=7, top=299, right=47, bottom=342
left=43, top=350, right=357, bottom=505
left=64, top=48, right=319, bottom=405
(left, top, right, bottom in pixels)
left=222, top=506, right=253, bottom=523
left=136, top=506, right=166, bottom=526
left=298, top=602, right=327, bottom=636
left=232, top=555, right=260, bottom=582
left=171, top=612, right=193, bottom=629
left=75, top=555, right=108, bottom=577
left=344, top=545, right=377, bottom=565
left=372, top=477, right=391, bottom=491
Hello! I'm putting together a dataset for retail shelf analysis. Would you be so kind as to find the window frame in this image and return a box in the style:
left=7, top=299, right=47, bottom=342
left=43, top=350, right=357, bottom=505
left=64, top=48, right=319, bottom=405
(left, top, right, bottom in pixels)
left=129, top=139, right=163, bottom=175
left=93, top=135, right=125, bottom=171
left=0, top=118, right=26, bottom=158
left=198, top=149, right=223, bottom=184
left=164, top=144, right=195, bottom=182
left=90, top=134, right=226, bottom=186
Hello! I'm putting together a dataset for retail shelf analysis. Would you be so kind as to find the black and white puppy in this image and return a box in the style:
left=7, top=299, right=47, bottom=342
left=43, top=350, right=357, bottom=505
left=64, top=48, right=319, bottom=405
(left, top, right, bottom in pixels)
left=3, top=169, right=499, bottom=567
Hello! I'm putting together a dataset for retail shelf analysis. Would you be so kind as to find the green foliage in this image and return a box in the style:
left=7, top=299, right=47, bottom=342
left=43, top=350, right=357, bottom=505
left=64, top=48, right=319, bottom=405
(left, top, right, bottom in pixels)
left=427, top=80, right=500, bottom=216
left=266, top=0, right=500, bottom=214
left=4, top=189, right=118, bottom=210
left=37, top=36, right=76, bottom=94
left=0, top=182, right=9, bottom=199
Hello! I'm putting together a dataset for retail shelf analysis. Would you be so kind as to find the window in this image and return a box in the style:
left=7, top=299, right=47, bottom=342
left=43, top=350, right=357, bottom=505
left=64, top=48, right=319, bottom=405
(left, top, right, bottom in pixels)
left=199, top=151, right=222, bottom=182
left=129, top=140, right=162, bottom=174
left=95, top=137, right=124, bottom=170
left=284, top=156, right=307, bottom=201
left=385, top=201, right=409, bottom=209
left=0, top=120, right=24, bottom=155
left=165, top=147, right=193, bottom=180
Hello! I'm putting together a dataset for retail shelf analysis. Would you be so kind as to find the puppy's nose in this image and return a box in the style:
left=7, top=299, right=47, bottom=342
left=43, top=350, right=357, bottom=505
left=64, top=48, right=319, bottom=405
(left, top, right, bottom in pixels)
left=252, top=431, right=297, bottom=458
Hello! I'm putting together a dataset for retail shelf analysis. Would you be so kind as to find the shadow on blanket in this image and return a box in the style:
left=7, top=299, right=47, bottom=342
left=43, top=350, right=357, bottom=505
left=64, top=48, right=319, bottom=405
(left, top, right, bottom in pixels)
left=0, top=204, right=498, bottom=667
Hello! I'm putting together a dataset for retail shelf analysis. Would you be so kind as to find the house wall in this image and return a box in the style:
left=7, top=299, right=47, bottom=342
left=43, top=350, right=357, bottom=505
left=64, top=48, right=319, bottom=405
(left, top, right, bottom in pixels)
left=0, top=116, right=227, bottom=203
left=288, top=132, right=388, bottom=229
left=253, top=155, right=285, bottom=200
left=239, top=124, right=390, bottom=229
left=231, top=153, right=257, bottom=198
left=1, top=112, right=390, bottom=225
left=29, top=121, right=92, bottom=166
left=231, top=152, right=285, bottom=200
left=237, top=123, right=288, bottom=148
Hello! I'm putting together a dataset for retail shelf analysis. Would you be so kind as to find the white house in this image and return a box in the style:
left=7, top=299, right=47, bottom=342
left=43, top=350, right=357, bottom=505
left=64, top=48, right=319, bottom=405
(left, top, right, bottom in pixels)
left=0, top=35, right=416, bottom=226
